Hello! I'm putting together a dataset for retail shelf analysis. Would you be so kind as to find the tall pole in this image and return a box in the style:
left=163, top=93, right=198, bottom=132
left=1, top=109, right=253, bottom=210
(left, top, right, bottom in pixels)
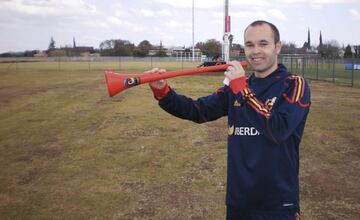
left=192, top=0, right=195, bottom=62
left=223, top=0, right=230, bottom=62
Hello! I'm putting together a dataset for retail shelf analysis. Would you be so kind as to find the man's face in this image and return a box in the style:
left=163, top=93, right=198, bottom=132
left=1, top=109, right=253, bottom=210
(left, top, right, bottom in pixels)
left=244, top=24, right=282, bottom=77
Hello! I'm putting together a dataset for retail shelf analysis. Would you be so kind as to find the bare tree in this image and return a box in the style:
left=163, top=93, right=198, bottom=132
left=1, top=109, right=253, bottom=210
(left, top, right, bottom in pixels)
left=318, top=40, right=340, bottom=58
left=281, top=42, right=298, bottom=54
left=196, top=39, right=222, bottom=58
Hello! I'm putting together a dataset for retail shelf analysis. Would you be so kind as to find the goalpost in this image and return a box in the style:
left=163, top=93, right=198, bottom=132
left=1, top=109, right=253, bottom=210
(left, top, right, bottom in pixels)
left=175, top=51, right=203, bottom=62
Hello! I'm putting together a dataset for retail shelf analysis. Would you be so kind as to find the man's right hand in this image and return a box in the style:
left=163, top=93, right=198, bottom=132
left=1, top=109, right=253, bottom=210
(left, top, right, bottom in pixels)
left=146, top=68, right=167, bottom=89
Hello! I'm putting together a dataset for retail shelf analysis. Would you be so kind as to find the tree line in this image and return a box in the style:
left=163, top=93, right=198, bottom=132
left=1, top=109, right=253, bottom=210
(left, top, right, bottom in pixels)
left=1, top=37, right=359, bottom=59
left=281, top=40, right=359, bottom=58
left=98, top=38, right=229, bottom=58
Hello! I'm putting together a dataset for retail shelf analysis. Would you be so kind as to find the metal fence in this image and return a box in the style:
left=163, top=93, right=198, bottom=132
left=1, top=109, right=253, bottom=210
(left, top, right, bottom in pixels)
left=1, top=55, right=359, bottom=87
left=0, top=56, right=203, bottom=73
left=279, top=55, right=360, bottom=87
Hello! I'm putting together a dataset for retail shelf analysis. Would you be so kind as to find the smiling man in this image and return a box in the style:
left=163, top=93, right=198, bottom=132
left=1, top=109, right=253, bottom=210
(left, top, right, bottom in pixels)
left=148, top=20, right=311, bottom=220
left=245, top=21, right=282, bottom=77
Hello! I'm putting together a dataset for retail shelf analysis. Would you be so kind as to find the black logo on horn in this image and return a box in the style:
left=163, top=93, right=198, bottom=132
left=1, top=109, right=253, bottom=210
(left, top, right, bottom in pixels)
left=124, top=77, right=140, bottom=87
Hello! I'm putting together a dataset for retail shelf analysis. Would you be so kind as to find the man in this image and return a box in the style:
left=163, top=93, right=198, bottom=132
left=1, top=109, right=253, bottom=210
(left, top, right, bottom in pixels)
left=147, top=20, right=310, bottom=220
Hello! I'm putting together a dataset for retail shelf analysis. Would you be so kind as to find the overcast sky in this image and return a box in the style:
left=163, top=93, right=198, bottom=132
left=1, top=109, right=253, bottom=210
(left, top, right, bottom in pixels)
left=0, top=0, right=359, bottom=53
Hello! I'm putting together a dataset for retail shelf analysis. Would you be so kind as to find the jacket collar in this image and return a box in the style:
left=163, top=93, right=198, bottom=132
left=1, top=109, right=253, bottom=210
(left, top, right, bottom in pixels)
left=249, top=64, right=288, bottom=83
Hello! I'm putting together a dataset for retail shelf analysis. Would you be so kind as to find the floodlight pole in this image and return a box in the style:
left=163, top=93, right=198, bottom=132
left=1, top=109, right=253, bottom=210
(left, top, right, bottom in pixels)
left=192, top=0, right=195, bottom=62
left=222, top=0, right=230, bottom=62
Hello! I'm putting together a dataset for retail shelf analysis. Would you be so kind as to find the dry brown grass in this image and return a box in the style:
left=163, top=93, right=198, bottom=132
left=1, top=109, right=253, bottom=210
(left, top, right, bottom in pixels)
left=0, top=62, right=359, bottom=219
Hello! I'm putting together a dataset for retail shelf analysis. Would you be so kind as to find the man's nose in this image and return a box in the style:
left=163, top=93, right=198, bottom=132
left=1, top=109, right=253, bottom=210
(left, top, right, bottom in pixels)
left=252, top=45, right=261, bottom=54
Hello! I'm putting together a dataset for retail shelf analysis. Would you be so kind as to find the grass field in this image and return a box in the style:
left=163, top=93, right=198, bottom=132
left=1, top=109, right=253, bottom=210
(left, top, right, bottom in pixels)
left=2, top=59, right=359, bottom=87
left=0, top=62, right=359, bottom=219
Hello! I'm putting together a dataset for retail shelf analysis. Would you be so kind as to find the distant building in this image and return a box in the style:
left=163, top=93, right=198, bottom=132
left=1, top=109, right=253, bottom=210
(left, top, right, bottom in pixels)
left=170, top=46, right=202, bottom=61
left=319, top=31, right=323, bottom=47
left=148, top=49, right=173, bottom=56
left=61, top=37, right=95, bottom=56
left=171, top=46, right=201, bottom=56
left=338, top=48, right=345, bottom=58
left=61, top=46, right=95, bottom=57
left=307, top=28, right=311, bottom=50
left=34, top=50, right=48, bottom=57
left=147, top=41, right=174, bottom=56
left=301, top=28, right=319, bottom=54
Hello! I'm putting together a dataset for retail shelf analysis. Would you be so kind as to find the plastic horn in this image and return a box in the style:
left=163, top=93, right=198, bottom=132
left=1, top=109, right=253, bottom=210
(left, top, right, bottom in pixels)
left=104, top=60, right=248, bottom=97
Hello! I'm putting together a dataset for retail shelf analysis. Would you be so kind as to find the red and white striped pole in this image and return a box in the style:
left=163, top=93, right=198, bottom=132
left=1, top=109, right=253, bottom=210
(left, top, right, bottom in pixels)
left=222, top=0, right=231, bottom=62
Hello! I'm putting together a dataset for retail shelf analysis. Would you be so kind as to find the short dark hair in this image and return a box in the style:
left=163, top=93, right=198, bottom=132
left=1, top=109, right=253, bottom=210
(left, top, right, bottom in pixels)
left=245, top=20, right=280, bottom=43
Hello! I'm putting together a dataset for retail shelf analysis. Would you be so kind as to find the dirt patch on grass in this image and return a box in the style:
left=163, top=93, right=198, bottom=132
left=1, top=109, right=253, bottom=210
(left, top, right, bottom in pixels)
left=0, top=80, right=101, bottom=104
left=126, top=127, right=159, bottom=137
left=206, top=119, right=227, bottom=143
left=13, top=136, right=65, bottom=163
left=12, top=137, right=65, bottom=186
left=198, top=154, right=217, bottom=173
left=120, top=181, right=207, bottom=220
left=15, top=145, right=62, bottom=162
left=16, top=167, right=46, bottom=185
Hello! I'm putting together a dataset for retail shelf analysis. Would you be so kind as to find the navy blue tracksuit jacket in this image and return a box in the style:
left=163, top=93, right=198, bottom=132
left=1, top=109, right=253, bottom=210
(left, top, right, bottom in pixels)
left=157, top=64, right=311, bottom=214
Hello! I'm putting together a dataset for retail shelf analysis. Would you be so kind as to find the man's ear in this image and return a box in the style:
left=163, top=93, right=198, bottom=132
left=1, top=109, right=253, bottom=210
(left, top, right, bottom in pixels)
left=276, top=41, right=282, bottom=55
